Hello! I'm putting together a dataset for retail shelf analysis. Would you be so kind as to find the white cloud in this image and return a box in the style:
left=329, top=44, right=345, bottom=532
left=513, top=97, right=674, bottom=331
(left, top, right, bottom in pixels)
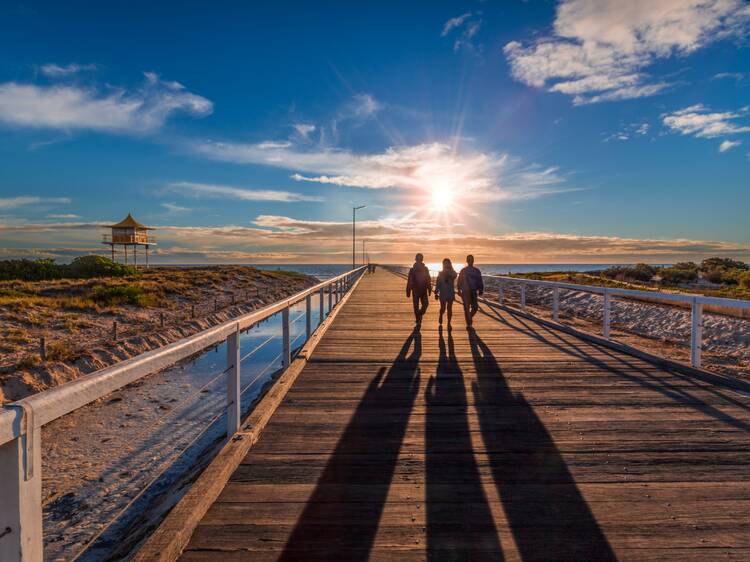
left=192, top=139, right=574, bottom=202
left=0, top=196, right=71, bottom=210
left=0, top=72, right=212, bottom=133
left=164, top=181, right=323, bottom=202
left=39, top=63, right=98, bottom=77
left=719, top=139, right=741, bottom=152
left=663, top=104, right=750, bottom=138
left=505, top=0, right=750, bottom=103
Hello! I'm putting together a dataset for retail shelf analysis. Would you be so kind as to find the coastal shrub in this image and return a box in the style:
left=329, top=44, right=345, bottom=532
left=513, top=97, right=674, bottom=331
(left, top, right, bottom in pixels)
left=700, top=258, right=748, bottom=271
left=67, top=255, right=137, bottom=278
left=91, top=284, right=150, bottom=307
left=0, top=259, right=62, bottom=281
left=0, top=255, right=136, bottom=281
left=740, top=271, right=750, bottom=289
left=658, top=263, right=698, bottom=285
left=601, top=263, right=655, bottom=282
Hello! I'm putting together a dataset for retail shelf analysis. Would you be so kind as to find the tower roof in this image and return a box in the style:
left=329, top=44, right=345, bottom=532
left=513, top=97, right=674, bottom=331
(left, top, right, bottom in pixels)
left=109, top=213, right=152, bottom=229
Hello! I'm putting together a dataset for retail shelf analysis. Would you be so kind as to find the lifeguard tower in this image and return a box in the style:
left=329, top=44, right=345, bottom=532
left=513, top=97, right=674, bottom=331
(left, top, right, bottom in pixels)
left=102, top=213, right=156, bottom=267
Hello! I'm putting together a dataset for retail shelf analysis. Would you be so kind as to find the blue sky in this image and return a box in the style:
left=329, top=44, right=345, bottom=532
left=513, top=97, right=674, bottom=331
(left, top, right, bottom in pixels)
left=1, top=0, right=749, bottom=264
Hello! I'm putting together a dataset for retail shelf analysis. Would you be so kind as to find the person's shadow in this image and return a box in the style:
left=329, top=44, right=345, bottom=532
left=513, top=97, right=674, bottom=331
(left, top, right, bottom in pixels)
left=280, top=328, right=422, bottom=560
left=469, top=331, right=618, bottom=561
left=425, top=327, right=504, bottom=559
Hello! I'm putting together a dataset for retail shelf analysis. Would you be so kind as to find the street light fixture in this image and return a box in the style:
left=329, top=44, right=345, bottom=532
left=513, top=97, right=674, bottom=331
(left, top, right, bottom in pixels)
left=352, top=205, right=366, bottom=269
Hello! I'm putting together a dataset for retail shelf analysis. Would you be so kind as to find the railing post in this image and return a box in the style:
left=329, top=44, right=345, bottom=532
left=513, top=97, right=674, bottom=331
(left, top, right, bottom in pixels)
left=603, top=290, right=611, bottom=339
left=226, top=323, right=240, bottom=436
left=282, top=306, right=291, bottom=368
left=328, top=282, right=333, bottom=312
left=520, top=284, right=526, bottom=311
left=305, top=295, right=312, bottom=340
left=691, top=299, right=703, bottom=368
left=0, top=412, right=43, bottom=561
left=319, top=287, right=325, bottom=325
left=552, top=287, right=560, bottom=322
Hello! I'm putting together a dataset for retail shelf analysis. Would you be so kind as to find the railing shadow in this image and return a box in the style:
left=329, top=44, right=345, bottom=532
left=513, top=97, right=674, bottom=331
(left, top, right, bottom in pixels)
left=425, top=328, right=503, bottom=559
left=481, top=304, right=750, bottom=432
left=279, top=328, right=422, bottom=560
left=469, top=331, right=618, bottom=561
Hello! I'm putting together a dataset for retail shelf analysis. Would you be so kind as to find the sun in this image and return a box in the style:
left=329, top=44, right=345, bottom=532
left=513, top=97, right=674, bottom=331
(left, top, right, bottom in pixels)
left=430, top=184, right=455, bottom=213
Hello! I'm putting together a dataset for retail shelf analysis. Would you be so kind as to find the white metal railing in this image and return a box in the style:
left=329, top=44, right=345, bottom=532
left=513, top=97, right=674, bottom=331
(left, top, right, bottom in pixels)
left=385, top=265, right=750, bottom=370
left=0, top=266, right=365, bottom=561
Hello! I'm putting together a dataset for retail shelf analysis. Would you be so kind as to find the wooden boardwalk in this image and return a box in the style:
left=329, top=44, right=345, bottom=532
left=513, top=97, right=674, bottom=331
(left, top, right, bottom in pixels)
left=180, top=268, right=750, bottom=561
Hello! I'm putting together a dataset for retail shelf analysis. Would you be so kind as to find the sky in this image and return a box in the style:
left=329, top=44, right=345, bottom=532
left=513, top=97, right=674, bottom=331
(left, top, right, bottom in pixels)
left=1, top=0, right=749, bottom=264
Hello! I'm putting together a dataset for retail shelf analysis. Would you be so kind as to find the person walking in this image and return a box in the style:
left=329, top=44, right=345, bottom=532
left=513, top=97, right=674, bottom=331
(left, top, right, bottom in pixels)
left=406, top=253, right=432, bottom=327
left=434, top=258, right=457, bottom=329
left=457, top=254, right=483, bottom=329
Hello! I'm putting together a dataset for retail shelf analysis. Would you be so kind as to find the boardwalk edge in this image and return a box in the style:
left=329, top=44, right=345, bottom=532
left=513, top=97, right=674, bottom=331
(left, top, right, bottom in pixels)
left=132, top=272, right=368, bottom=562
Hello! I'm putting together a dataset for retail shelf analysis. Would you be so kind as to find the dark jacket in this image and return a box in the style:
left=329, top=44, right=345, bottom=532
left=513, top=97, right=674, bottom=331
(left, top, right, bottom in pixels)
left=458, top=265, right=483, bottom=294
left=407, top=262, right=432, bottom=297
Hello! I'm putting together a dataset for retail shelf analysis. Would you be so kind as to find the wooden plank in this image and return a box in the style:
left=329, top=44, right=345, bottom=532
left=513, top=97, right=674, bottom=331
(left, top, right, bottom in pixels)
left=174, top=268, right=750, bottom=561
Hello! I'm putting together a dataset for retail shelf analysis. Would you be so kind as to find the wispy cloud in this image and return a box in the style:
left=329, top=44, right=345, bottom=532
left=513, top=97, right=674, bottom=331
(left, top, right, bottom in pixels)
left=351, top=93, right=381, bottom=119
left=505, top=0, right=750, bottom=104
left=713, top=72, right=746, bottom=81
left=0, top=71, right=212, bottom=133
left=0, top=196, right=71, bottom=210
left=39, top=63, right=98, bottom=77
left=604, top=121, right=650, bottom=142
left=442, top=12, right=472, bottom=36
left=164, top=181, right=323, bottom=202
left=662, top=104, right=750, bottom=138
left=441, top=11, right=482, bottom=53
left=719, top=139, right=741, bottom=153
left=160, top=202, right=191, bottom=214
left=2, top=217, right=748, bottom=264
left=191, top=140, right=574, bottom=202
left=46, top=213, right=80, bottom=219
left=293, top=123, right=316, bottom=139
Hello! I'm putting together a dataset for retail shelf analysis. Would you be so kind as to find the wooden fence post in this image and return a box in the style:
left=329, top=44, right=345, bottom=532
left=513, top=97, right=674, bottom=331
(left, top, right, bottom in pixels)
left=112, top=321, right=118, bottom=341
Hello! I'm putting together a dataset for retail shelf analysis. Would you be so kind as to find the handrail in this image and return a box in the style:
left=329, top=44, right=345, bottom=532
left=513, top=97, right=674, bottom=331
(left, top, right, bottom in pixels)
left=0, top=265, right=366, bottom=561
left=483, top=273, right=750, bottom=309
left=0, top=266, right=365, bottom=445
left=383, top=264, right=749, bottom=369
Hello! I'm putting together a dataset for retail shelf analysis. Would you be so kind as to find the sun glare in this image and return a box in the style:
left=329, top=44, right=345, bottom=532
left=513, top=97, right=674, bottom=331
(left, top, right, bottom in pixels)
left=431, top=185, right=455, bottom=213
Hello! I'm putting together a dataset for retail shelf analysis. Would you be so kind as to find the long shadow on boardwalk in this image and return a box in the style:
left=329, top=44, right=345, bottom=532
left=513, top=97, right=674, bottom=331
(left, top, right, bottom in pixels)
left=469, top=331, right=618, bottom=561
left=425, top=328, right=503, bottom=559
left=280, top=329, right=422, bottom=560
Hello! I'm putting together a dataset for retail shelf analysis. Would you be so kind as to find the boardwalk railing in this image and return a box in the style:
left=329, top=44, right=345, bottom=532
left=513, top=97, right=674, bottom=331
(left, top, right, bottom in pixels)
left=0, top=266, right=365, bottom=561
left=387, top=265, right=750, bottom=369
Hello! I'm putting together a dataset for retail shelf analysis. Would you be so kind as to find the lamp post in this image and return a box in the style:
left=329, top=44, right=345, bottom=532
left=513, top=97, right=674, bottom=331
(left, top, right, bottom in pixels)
left=352, top=205, right=365, bottom=269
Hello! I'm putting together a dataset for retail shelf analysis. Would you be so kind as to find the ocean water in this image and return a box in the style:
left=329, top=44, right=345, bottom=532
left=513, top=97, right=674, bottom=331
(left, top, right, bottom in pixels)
left=252, top=263, right=640, bottom=280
